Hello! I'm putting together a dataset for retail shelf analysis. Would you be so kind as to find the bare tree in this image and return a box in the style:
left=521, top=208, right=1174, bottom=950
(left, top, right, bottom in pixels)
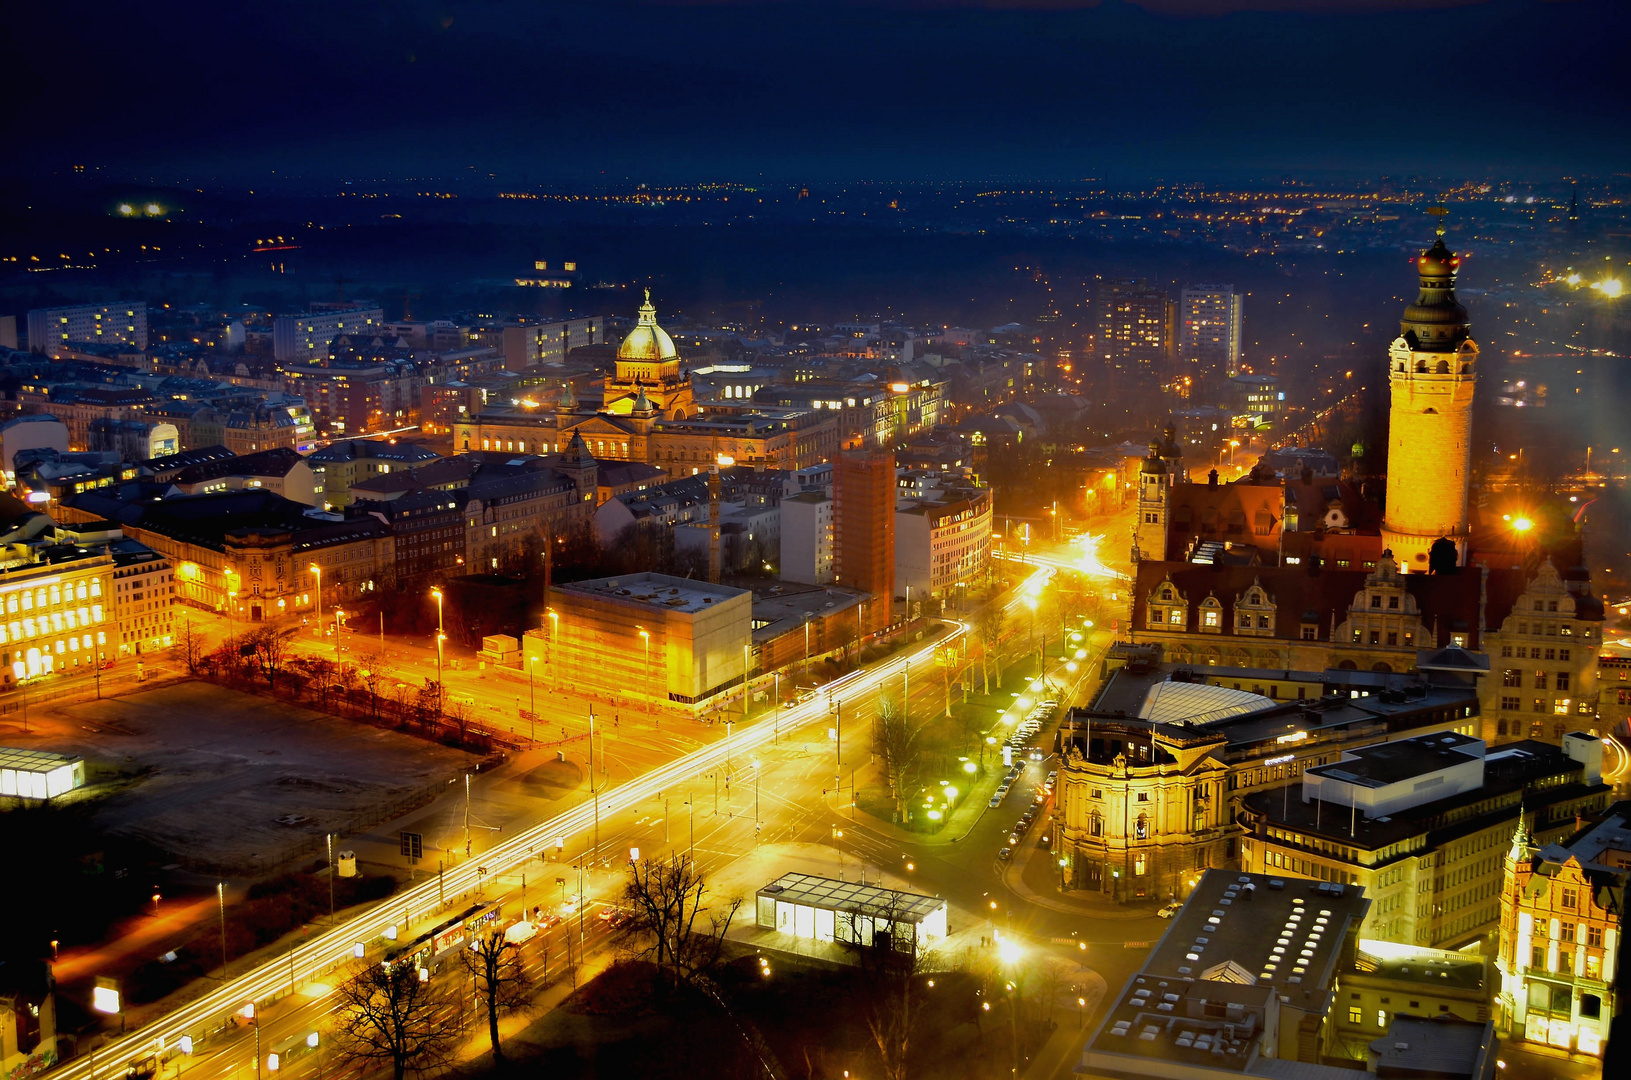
left=245, top=626, right=294, bottom=689
left=854, top=899, right=935, bottom=1080
left=873, top=701, right=922, bottom=822
left=975, top=607, right=1006, bottom=694
left=621, top=853, right=742, bottom=983
left=332, top=960, right=462, bottom=1080
left=178, top=617, right=205, bottom=675
left=461, top=927, right=530, bottom=1061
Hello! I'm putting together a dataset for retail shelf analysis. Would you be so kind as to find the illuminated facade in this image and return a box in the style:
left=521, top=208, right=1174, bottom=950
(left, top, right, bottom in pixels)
left=1496, top=799, right=1627, bottom=1058
left=1179, top=284, right=1242, bottom=381
left=1056, top=669, right=1482, bottom=903
left=1380, top=227, right=1478, bottom=571
left=1478, top=558, right=1604, bottom=745
left=0, top=555, right=112, bottom=685
left=600, top=292, right=695, bottom=419
left=1240, top=730, right=1609, bottom=951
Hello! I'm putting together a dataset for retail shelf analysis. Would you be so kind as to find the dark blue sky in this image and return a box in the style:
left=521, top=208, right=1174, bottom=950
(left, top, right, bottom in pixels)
left=6, top=0, right=1624, bottom=185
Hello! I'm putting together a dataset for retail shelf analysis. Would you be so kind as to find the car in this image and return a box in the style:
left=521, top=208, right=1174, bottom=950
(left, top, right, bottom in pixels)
left=1157, top=902, right=1183, bottom=919
left=988, top=794, right=1004, bottom=808
left=997, top=847, right=1013, bottom=861
left=1007, top=833, right=1022, bottom=846
left=598, top=907, right=620, bottom=922
left=608, top=911, right=635, bottom=929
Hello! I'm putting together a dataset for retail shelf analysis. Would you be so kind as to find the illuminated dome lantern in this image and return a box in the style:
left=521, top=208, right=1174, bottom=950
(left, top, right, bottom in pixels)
left=617, top=291, right=678, bottom=363
left=604, top=290, right=694, bottom=419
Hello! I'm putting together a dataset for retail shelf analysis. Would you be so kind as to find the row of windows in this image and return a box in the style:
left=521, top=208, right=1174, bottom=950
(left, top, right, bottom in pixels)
left=1503, top=645, right=1572, bottom=661
left=2, top=579, right=102, bottom=614
left=0, top=607, right=105, bottom=644
left=1502, top=669, right=1573, bottom=690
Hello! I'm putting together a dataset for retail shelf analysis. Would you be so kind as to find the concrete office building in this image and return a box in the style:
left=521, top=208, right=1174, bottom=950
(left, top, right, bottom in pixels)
left=27, top=303, right=148, bottom=353
left=1181, top=284, right=1243, bottom=382
left=272, top=305, right=385, bottom=363
left=524, top=572, right=750, bottom=713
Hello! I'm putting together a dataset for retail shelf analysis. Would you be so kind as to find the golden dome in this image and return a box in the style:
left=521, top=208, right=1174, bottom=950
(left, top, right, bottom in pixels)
left=617, top=290, right=677, bottom=363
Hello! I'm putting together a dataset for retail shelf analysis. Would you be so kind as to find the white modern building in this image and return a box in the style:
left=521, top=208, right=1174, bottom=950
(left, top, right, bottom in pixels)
left=782, top=491, right=834, bottom=584
left=894, top=482, right=992, bottom=600
left=27, top=303, right=148, bottom=353
left=272, top=305, right=386, bottom=363
left=756, top=872, right=947, bottom=952
left=0, top=747, right=86, bottom=800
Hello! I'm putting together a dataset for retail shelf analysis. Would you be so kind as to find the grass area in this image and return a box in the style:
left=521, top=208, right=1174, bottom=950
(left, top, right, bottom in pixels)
left=493, top=952, right=1052, bottom=1080
left=853, top=653, right=1052, bottom=834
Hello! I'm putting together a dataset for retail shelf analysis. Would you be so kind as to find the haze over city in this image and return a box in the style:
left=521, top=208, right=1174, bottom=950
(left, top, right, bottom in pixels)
left=0, top=4, right=1626, bottom=1080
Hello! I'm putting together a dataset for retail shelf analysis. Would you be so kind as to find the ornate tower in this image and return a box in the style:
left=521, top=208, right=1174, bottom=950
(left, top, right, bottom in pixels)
left=1380, top=215, right=1478, bottom=571
left=1133, top=442, right=1170, bottom=563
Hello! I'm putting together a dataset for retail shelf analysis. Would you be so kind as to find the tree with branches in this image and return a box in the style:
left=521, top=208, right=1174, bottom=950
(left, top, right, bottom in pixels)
left=873, top=701, right=922, bottom=823
left=245, top=626, right=294, bottom=690
left=178, top=616, right=206, bottom=675
left=854, top=897, right=936, bottom=1080
left=332, top=960, right=462, bottom=1080
left=975, top=606, right=1006, bottom=694
left=461, top=927, right=530, bottom=1061
left=621, top=853, right=742, bottom=984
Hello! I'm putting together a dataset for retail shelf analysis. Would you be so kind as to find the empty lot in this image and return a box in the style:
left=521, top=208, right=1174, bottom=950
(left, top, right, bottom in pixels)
left=45, top=681, right=478, bottom=873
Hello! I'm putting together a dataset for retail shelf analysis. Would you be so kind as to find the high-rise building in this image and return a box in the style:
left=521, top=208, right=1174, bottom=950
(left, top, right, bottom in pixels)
left=272, top=304, right=385, bottom=363
left=1179, top=284, right=1242, bottom=382
left=833, top=449, right=895, bottom=634
left=1095, top=280, right=1173, bottom=373
left=27, top=303, right=148, bottom=353
left=1380, top=225, right=1478, bottom=571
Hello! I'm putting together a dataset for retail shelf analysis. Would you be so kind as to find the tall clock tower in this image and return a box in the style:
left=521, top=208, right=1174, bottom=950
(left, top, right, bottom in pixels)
left=1381, top=218, right=1479, bottom=571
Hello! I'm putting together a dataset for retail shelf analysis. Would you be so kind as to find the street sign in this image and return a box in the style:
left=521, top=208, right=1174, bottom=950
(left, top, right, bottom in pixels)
left=399, top=831, right=423, bottom=861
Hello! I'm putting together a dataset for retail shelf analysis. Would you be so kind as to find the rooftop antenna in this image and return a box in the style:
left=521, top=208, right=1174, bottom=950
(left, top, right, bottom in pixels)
left=1426, top=205, right=1449, bottom=238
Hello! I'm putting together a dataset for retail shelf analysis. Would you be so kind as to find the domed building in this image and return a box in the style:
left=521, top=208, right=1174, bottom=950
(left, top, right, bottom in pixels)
left=601, top=291, right=695, bottom=420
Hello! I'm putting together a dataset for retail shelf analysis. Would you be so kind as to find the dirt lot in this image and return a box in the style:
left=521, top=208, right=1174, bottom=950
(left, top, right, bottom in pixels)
left=42, top=681, right=479, bottom=873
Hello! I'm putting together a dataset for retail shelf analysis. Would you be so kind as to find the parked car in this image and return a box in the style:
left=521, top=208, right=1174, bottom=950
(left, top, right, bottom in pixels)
left=997, top=847, right=1013, bottom=861
left=988, top=794, right=1004, bottom=808
left=1157, top=902, right=1183, bottom=919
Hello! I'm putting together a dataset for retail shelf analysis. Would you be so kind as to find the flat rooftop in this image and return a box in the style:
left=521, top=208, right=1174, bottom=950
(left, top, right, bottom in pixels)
left=558, top=572, right=749, bottom=615
left=757, top=872, right=944, bottom=923
left=1247, top=739, right=1592, bottom=850
left=1084, top=869, right=1370, bottom=1074
left=1353, top=943, right=1487, bottom=993
left=1306, top=730, right=1482, bottom=788
left=748, top=583, right=867, bottom=644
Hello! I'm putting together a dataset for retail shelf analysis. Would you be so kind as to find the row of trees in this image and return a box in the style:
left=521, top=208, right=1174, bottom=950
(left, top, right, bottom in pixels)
left=179, top=622, right=486, bottom=749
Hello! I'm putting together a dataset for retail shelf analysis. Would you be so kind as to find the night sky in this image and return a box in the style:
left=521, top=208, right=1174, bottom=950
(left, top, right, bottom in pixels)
left=6, top=0, right=1627, bottom=184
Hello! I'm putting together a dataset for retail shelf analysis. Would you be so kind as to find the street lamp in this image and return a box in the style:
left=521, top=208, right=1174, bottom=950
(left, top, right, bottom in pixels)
left=308, top=564, right=321, bottom=634
left=435, top=632, right=446, bottom=715
left=430, top=586, right=444, bottom=637
left=546, top=608, right=559, bottom=691
left=637, top=626, right=652, bottom=724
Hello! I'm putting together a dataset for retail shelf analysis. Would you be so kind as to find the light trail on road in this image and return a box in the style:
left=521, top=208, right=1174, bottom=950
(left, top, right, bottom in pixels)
left=56, top=592, right=1055, bottom=1080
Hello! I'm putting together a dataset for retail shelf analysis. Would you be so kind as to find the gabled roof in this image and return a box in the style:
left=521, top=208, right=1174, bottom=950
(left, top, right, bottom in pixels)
left=1133, top=560, right=1521, bottom=650
left=1165, top=480, right=1283, bottom=560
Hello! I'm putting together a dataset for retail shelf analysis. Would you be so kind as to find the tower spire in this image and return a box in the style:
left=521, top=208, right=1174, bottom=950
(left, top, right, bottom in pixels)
left=1427, top=204, right=1449, bottom=238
